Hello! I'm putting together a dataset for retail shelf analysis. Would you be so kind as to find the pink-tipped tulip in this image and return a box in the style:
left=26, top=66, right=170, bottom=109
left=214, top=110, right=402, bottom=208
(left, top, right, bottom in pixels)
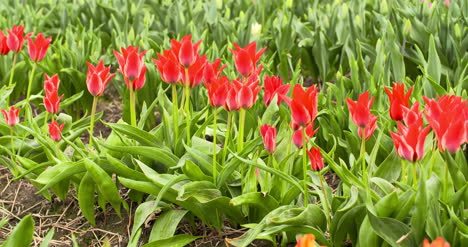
left=1, top=106, right=20, bottom=126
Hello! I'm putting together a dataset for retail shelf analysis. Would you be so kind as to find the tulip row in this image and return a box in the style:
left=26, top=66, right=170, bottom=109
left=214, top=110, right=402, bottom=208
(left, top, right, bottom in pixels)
left=1, top=21, right=467, bottom=246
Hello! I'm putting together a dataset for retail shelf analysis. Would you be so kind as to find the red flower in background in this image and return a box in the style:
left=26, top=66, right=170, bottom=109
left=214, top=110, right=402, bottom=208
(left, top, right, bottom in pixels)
left=180, top=55, right=207, bottom=87
left=230, top=41, right=266, bottom=78
left=346, top=91, right=375, bottom=128
left=296, top=234, right=325, bottom=247
left=260, top=124, right=277, bottom=153
left=204, top=76, right=229, bottom=108
left=6, top=25, right=30, bottom=53
left=113, top=46, right=147, bottom=90
left=86, top=60, right=115, bottom=97
left=48, top=120, right=65, bottom=141
left=1, top=106, right=20, bottom=126
left=26, top=33, right=52, bottom=62
left=224, top=78, right=261, bottom=111
left=423, top=237, right=451, bottom=247
left=359, top=115, right=378, bottom=140
left=284, top=84, right=319, bottom=127
left=203, top=58, right=226, bottom=84
left=307, top=147, right=324, bottom=171
left=170, top=35, right=202, bottom=68
left=385, top=82, right=413, bottom=121
left=0, top=31, right=10, bottom=55
left=293, top=123, right=318, bottom=148
left=263, top=75, right=290, bottom=106
left=423, top=95, right=468, bottom=153
left=390, top=102, right=431, bottom=162
left=43, top=74, right=63, bottom=114
left=153, top=51, right=181, bottom=84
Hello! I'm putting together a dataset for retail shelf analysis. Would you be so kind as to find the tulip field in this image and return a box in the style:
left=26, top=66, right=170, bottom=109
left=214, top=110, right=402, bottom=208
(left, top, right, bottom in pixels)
left=1, top=0, right=468, bottom=246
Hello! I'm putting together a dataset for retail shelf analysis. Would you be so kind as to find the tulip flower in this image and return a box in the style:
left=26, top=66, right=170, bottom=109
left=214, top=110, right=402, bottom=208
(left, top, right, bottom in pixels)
left=260, top=124, right=277, bottom=153
left=384, top=82, right=413, bottom=121
left=293, top=123, right=318, bottom=148
left=263, top=75, right=290, bottom=106
left=169, top=35, right=202, bottom=68
left=423, top=95, right=468, bottom=153
left=359, top=115, right=378, bottom=140
left=48, top=120, right=65, bottom=141
left=1, top=106, right=20, bottom=126
left=0, top=31, right=10, bottom=55
left=423, top=237, right=450, bottom=247
left=296, top=234, right=325, bottom=247
left=153, top=52, right=181, bottom=84
left=180, top=55, right=207, bottom=88
left=43, top=74, right=63, bottom=114
left=284, top=84, right=319, bottom=127
left=390, top=102, right=431, bottom=162
left=6, top=25, right=29, bottom=53
left=203, top=58, right=226, bottom=84
left=113, top=46, right=147, bottom=90
left=346, top=91, right=376, bottom=128
left=26, top=33, right=52, bottom=62
left=86, top=60, right=115, bottom=97
left=307, top=147, right=324, bottom=171
left=204, top=76, right=229, bottom=108
left=230, top=41, right=266, bottom=78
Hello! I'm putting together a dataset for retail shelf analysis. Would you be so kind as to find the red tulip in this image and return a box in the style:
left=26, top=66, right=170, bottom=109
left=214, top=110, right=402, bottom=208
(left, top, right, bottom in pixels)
left=260, top=124, right=277, bottom=153
left=296, top=234, right=322, bottom=247
left=180, top=55, right=207, bottom=87
left=263, top=75, right=290, bottom=106
left=225, top=80, right=242, bottom=112
left=423, top=95, right=468, bottom=153
left=384, top=82, right=413, bottom=121
left=26, top=33, right=52, bottom=62
left=6, top=25, right=30, bottom=53
left=224, top=78, right=261, bottom=111
left=43, top=74, right=62, bottom=114
left=359, top=115, right=378, bottom=140
left=113, top=46, right=147, bottom=90
left=204, top=76, right=229, bottom=108
left=203, top=58, right=226, bottom=84
left=170, top=35, right=202, bottom=68
left=293, top=123, right=318, bottom=148
left=284, top=84, right=319, bottom=127
left=1, top=106, right=20, bottom=126
left=307, top=147, right=324, bottom=171
left=346, top=92, right=375, bottom=128
left=153, top=50, right=181, bottom=84
left=230, top=41, right=266, bottom=78
left=48, top=120, right=65, bottom=141
left=0, top=31, right=10, bottom=55
left=423, top=237, right=450, bottom=247
left=390, top=102, right=431, bottom=162
left=86, top=60, right=115, bottom=97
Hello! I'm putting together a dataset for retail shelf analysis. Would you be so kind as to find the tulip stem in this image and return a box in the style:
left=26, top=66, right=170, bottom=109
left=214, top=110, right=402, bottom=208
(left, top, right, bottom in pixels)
left=212, top=107, right=218, bottom=186
left=360, top=128, right=368, bottom=186
left=442, top=161, right=449, bottom=202
left=184, top=68, right=191, bottom=146
left=172, top=84, right=179, bottom=149
left=10, top=127, right=15, bottom=160
left=412, top=162, right=417, bottom=188
left=6, top=53, right=18, bottom=105
left=88, top=96, right=98, bottom=149
left=401, top=160, right=407, bottom=184
left=237, top=109, right=246, bottom=152
left=222, top=112, right=232, bottom=167
left=302, top=127, right=309, bottom=207
left=319, top=172, right=332, bottom=239
left=129, top=87, right=137, bottom=127
left=26, top=62, right=37, bottom=102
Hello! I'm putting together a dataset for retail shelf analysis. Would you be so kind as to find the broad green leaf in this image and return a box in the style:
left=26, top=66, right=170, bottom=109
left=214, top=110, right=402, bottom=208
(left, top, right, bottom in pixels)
left=143, top=234, right=201, bottom=247
left=149, top=209, right=188, bottom=242
left=2, top=215, right=34, bottom=247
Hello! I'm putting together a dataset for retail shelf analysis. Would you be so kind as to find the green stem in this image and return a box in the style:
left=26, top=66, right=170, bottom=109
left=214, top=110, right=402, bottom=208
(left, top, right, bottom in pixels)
left=237, top=109, right=246, bottom=152
left=10, top=127, right=15, bottom=160
left=6, top=53, right=18, bottom=105
left=412, top=162, right=417, bottom=189
left=43, top=112, right=49, bottom=133
left=184, top=68, right=191, bottom=146
left=360, top=128, right=367, bottom=186
left=302, top=127, right=309, bottom=207
left=212, top=107, right=218, bottom=186
left=222, top=112, right=232, bottom=167
left=443, top=161, right=449, bottom=202
left=26, top=62, right=37, bottom=102
left=319, top=172, right=332, bottom=240
left=172, top=84, right=179, bottom=149
left=88, top=96, right=98, bottom=149
left=129, top=86, right=137, bottom=127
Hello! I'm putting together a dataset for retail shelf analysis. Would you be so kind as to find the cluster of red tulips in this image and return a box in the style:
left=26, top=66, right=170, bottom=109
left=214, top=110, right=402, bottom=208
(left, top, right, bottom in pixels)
left=1, top=25, right=467, bottom=246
